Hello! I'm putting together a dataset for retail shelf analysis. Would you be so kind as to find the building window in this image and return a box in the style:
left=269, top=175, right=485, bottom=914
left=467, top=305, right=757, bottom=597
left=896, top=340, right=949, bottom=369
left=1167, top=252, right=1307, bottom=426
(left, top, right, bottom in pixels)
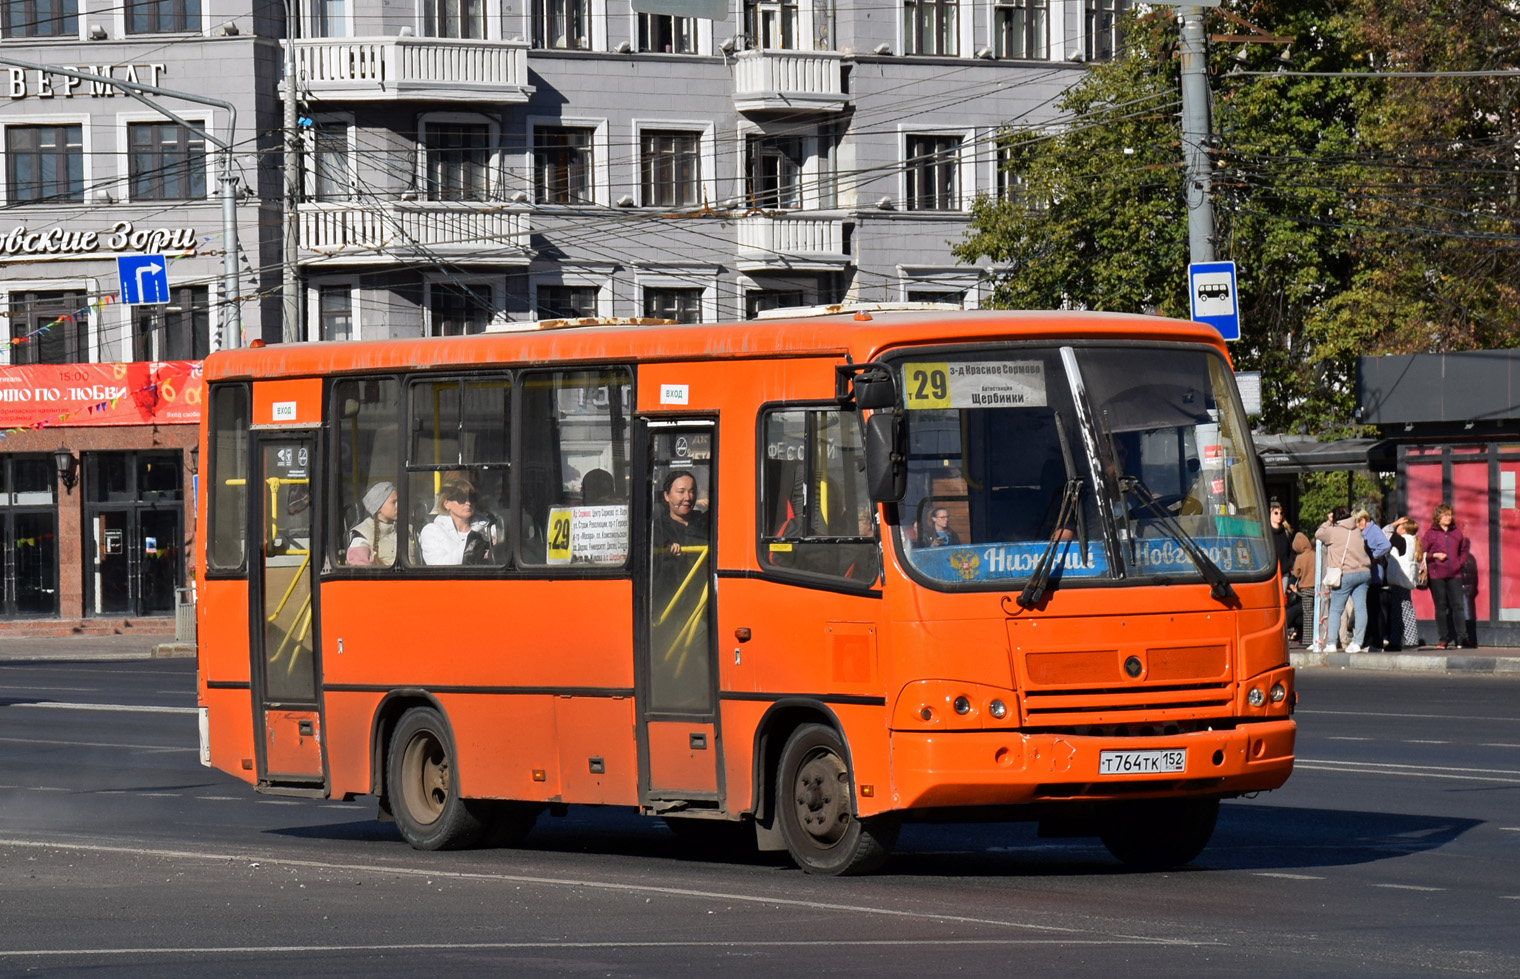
left=639, top=14, right=695, bottom=53
left=319, top=285, right=353, bottom=342
left=2, top=0, right=77, bottom=37
left=745, top=290, right=806, bottom=318
left=744, top=0, right=796, bottom=49
left=640, top=130, right=700, bottom=208
left=644, top=288, right=702, bottom=323
left=996, top=146, right=1046, bottom=210
left=533, top=126, right=593, bottom=205
left=8, top=291, right=88, bottom=365
left=312, top=0, right=348, bottom=37
left=312, top=121, right=351, bottom=201
left=903, top=0, right=957, bottom=56
left=0, top=456, right=59, bottom=618
left=907, top=289, right=964, bottom=306
left=537, top=285, right=598, bottom=319
left=533, top=0, right=589, bottom=49
left=817, top=123, right=842, bottom=209
left=430, top=283, right=494, bottom=336
left=995, top=0, right=1046, bottom=59
left=424, top=123, right=490, bottom=202
left=746, top=135, right=802, bottom=210
left=127, top=0, right=200, bottom=33
left=905, top=135, right=960, bottom=210
left=424, top=0, right=483, bottom=38
left=128, top=122, right=206, bottom=201
left=1084, top=0, right=1128, bottom=62
left=133, top=286, right=209, bottom=361
left=5, top=125, right=83, bottom=205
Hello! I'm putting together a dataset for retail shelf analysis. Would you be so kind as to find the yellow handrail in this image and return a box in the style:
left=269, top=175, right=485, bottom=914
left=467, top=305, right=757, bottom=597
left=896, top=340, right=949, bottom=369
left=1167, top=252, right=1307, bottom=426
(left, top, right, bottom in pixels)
left=653, top=545, right=708, bottom=628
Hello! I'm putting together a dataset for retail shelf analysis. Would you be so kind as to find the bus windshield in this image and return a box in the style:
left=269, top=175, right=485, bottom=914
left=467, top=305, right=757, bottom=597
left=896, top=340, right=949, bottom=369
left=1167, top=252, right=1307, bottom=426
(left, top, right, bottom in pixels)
left=897, top=343, right=1271, bottom=589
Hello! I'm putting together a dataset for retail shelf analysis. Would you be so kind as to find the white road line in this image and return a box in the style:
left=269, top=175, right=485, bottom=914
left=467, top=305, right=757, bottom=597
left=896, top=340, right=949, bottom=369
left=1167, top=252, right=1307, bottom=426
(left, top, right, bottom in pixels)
left=1295, top=760, right=1520, bottom=784
left=0, top=685, right=101, bottom=693
left=5, top=702, right=195, bottom=715
left=0, top=736, right=193, bottom=753
left=27, top=787, right=68, bottom=793
left=1325, top=736, right=1372, bottom=741
left=138, top=793, right=181, bottom=798
left=195, top=797, right=241, bottom=802
left=0, top=939, right=1185, bottom=958
left=1371, top=884, right=1444, bottom=892
left=0, top=838, right=1214, bottom=947
left=1297, top=709, right=1520, bottom=723
left=1499, top=827, right=1520, bottom=832
left=1253, top=872, right=1325, bottom=880
left=1405, top=740, right=1448, bottom=744
left=1480, top=743, right=1520, bottom=748
left=1503, top=896, right=1520, bottom=901
left=256, top=800, right=303, bottom=806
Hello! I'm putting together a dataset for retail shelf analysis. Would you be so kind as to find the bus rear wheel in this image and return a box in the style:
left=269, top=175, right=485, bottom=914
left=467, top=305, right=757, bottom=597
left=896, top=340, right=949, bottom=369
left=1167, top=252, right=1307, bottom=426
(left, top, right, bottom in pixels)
left=776, top=724, right=898, bottom=876
left=387, top=707, right=485, bottom=851
left=1098, top=797, right=1220, bottom=871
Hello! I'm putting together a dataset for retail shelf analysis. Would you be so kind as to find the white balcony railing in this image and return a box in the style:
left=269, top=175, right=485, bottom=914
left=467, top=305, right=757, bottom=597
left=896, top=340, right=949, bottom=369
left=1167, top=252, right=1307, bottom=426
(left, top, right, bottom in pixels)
left=299, top=202, right=531, bottom=264
left=290, top=37, right=531, bottom=103
left=732, top=49, right=847, bottom=113
left=735, top=213, right=849, bottom=270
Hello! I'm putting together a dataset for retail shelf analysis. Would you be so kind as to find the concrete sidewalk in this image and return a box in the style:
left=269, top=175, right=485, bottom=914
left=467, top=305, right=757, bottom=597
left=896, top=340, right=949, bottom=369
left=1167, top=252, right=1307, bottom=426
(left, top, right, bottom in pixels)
left=3, top=631, right=1520, bottom=675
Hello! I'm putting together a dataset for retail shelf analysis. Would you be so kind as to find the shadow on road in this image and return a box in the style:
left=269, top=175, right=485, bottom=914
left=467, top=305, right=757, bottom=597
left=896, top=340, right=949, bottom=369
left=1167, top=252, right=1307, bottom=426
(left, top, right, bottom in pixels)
left=260, top=800, right=1482, bottom=877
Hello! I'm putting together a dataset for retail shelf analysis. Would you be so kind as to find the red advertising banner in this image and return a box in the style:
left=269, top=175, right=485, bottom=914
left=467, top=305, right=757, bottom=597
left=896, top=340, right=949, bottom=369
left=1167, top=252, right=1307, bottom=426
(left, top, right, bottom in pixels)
left=0, top=361, right=203, bottom=432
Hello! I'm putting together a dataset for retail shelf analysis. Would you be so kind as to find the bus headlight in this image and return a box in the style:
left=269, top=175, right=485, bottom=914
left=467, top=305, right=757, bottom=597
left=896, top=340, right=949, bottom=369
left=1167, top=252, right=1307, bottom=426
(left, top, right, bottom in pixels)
left=1247, top=686, right=1266, bottom=707
left=953, top=696, right=972, bottom=715
left=1269, top=682, right=1286, bottom=704
left=988, top=698, right=1008, bottom=720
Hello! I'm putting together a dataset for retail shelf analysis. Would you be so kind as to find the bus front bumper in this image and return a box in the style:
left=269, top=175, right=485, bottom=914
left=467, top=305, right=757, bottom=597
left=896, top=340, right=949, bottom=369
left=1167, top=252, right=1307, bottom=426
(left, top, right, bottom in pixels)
left=884, top=719, right=1295, bottom=812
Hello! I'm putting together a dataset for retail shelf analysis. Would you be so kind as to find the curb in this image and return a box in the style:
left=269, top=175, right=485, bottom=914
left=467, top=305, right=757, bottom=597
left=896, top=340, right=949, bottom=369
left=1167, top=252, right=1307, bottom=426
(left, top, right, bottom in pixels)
left=1290, top=650, right=1520, bottom=674
left=152, top=643, right=197, bottom=659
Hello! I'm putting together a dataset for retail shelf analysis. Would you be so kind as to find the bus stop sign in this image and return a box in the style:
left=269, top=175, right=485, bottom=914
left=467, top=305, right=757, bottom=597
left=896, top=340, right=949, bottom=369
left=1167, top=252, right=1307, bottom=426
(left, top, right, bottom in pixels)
left=1188, top=261, right=1239, bottom=341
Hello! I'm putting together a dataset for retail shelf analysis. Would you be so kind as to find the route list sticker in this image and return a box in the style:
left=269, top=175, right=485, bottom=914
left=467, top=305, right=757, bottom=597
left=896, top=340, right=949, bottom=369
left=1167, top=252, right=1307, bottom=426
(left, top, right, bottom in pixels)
left=902, top=361, right=1048, bottom=410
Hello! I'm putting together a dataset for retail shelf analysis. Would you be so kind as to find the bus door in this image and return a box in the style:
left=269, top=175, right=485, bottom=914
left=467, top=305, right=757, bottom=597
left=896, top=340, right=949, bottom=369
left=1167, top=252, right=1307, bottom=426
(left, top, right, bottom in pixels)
left=249, top=431, right=326, bottom=790
left=635, top=419, right=723, bottom=808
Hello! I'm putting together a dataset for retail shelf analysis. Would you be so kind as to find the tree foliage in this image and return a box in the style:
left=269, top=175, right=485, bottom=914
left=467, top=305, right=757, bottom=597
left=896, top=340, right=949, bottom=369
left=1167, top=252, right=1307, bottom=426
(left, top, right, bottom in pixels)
left=955, top=0, right=1520, bottom=438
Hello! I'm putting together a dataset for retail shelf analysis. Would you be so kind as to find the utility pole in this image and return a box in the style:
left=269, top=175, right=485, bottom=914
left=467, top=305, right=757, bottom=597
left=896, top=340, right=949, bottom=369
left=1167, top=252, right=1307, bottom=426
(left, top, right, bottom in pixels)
left=283, top=0, right=302, bottom=344
left=0, top=55, right=243, bottom=350
left=1177, top=4, right=1216, bottom=265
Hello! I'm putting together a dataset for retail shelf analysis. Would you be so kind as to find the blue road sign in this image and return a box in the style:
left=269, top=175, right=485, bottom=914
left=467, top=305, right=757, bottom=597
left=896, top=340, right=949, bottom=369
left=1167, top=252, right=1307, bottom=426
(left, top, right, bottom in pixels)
left=118, top=254, right=169, bottom=305
left=1188, top=260, right=1239, bottom=341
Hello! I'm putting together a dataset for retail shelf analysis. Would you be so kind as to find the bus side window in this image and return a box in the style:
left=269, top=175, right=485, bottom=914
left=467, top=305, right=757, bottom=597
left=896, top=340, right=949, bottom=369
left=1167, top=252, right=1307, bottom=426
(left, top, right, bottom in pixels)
left=760, top=407, right=877, bottom=584
left=207, top=384, right=249, bottom=571
left=519, top=368, right=632, bottom=568
left=333, top=378, right=401, bottom=568
left=406, top=375, right=511, bottom=567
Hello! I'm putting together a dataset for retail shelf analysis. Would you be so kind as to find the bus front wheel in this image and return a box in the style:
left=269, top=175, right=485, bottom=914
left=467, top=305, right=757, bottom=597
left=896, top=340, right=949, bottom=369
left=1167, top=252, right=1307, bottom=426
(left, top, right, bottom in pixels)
left=1098, top=797, right=1220, bottom=871
left=387, top=707, right=486, bottom=851
left=776, top=724, right=898, bottom=876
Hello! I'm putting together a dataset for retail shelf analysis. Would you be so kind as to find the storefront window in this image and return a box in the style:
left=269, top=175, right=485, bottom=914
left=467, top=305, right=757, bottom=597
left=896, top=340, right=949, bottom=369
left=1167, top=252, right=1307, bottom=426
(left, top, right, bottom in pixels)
left=1, top=456, right=59, bottom=618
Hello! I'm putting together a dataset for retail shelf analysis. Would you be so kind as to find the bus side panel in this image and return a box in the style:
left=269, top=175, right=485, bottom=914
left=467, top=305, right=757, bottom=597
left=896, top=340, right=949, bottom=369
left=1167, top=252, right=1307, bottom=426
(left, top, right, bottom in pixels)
left=554, top=696, right=639, bottom=806
left=323, top=690, right=382, bottom=799
left=204, top=686, right=256, bottom=785
left=198, top=578, right=251, bottom=684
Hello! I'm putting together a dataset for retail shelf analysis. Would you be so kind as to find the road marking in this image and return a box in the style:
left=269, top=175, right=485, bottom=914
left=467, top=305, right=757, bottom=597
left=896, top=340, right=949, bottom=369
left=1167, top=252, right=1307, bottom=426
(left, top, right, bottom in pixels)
left=0, top=736, right=192, bottom=753
left=139, top=793, right=181, bottom=798
left=0, top=838, right=1215, bottom=947
left=1296, top=760, right=1520, bottom=785
left=0, top=685, right=101, bottom=693
left=1326, top=736, right=1372, bottom=741
left=27, top=787, right=68, bottom=792
left=1499, top=827, right=1520, bottom=832
left=1253, top=872, right=1324, bottom=880
left=1480, top=743, right=1520, bottom=748
left=195, top=796, right=241, bottom=802
left=1405, top=740, right=1448, bottom=744
left=256, top=800, right=303, bottom=806
left=5, top=702, right=195, bottom=715
left=1371, top=884, right=1444, bottom=892
left=1298, top=709, right=1520, bottom=724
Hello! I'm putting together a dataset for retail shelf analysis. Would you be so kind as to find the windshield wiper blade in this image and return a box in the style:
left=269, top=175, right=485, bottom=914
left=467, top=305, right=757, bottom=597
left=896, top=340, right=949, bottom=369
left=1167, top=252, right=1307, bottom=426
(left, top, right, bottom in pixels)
left=1017, top=477, right=1083, bottom=609
left=1119, top=475, right=1237, bottom=604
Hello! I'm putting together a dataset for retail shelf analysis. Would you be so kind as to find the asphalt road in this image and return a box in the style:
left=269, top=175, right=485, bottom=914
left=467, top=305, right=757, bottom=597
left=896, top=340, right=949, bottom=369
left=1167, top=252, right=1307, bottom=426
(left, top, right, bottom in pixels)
left=1, top=661, right=1518, bottom=978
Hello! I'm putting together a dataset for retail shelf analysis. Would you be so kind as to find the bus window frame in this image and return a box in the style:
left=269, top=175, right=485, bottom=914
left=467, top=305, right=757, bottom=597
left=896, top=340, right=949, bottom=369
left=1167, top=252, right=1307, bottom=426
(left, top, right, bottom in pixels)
left=204, top=380, right=251, bottom=578
left=754, top=398, right=882, bottom=595
left=326, top=373, right=405, bottom=575
left=878, top=338, right=1276, bottom=594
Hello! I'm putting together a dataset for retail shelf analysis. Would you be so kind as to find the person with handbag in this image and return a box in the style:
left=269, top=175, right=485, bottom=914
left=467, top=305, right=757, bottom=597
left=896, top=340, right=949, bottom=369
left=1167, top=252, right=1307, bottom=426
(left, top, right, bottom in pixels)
left=1421, top=503, right=1471, bottom=649
left=1315, top=506, right=1372, bottom=652
left=1382, top=516, right=1423, bottom=651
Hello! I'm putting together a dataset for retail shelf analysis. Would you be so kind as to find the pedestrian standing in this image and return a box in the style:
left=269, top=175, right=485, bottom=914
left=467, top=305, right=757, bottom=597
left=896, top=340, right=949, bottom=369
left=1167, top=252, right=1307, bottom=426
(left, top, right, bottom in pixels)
left=1381, top=517, right=1422, bottom=651
left=1355, top=509, right=1390, bottom=650
left=1420, top=503, right=1470, bottom=649
left=1315, top=506, right=1372, bottom=653
left=1461, top=552, right=1480, bottom=648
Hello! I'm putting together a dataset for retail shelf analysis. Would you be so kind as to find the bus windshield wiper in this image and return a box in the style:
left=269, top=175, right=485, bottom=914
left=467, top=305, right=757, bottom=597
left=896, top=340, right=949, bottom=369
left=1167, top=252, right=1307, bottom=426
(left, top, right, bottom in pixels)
left=1118, top=475, right=1237, bottom=604
left=1017, top=477, right=1083, bottom=609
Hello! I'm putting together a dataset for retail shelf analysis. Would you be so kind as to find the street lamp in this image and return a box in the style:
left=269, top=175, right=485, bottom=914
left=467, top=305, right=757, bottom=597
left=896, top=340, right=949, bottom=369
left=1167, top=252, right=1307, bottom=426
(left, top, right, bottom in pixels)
left=53, top=448, right=79, bottom=493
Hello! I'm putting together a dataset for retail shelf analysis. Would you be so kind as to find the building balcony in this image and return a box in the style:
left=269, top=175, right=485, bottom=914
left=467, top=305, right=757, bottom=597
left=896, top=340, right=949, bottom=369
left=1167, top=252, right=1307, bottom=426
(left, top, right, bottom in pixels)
left=732, top=49, right=848, bottom=114
left=298, top=201, right=532, bottom=265
left=735, top=212, right=850, bottom=271
left=288, top=36, right=532, bottom=103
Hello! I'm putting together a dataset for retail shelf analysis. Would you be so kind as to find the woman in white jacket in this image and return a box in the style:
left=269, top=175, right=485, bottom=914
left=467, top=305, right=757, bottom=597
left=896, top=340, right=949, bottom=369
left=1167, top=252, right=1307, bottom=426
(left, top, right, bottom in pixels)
left=1382, top=517, right=1423, bottom=651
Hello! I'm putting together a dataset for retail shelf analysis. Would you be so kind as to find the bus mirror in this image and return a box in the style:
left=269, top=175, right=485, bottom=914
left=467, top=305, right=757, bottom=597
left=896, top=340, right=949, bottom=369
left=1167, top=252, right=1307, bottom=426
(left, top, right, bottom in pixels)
left=864, top=412, right=906, bottom=502
left=853, top=370, right=897, bottom=411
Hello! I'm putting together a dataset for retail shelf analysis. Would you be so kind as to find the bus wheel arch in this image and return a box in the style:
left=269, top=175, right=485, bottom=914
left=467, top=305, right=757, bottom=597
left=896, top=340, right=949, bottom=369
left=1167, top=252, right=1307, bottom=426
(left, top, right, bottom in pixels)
left=376, top=696, right=487, bottom=850
left=751, top=700, right=847, bottom=843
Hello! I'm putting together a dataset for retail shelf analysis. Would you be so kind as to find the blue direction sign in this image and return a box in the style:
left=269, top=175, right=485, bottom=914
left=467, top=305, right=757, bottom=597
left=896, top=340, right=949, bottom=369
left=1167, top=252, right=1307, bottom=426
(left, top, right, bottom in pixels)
left=1188, top=260, right=1239, bottom=341
left=118, top=254, right=169, bottom=305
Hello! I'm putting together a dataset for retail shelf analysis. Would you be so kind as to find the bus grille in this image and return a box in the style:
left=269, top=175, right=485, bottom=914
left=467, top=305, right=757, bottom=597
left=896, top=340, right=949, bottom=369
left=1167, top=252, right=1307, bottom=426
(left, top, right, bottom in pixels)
left=1019, top=681, right=1235, bottom=728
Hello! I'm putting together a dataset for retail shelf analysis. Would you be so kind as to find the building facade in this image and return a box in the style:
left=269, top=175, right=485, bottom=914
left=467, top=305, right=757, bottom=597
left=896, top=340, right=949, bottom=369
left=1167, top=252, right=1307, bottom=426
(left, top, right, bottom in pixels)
left=0, top=0, right=1126, bottom=627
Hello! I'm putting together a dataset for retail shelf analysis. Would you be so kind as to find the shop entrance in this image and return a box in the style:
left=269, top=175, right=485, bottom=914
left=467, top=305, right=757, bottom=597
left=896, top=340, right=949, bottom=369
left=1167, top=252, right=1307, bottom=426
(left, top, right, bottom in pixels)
left=85, top=451, right=183, bottom=617
left=0, top=456, right=58, bottom=618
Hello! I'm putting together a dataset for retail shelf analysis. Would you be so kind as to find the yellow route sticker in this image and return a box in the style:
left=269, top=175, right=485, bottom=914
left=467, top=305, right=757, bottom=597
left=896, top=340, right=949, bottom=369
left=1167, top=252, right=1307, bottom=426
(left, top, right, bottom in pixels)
left=903, top=363, right=952, bottom=409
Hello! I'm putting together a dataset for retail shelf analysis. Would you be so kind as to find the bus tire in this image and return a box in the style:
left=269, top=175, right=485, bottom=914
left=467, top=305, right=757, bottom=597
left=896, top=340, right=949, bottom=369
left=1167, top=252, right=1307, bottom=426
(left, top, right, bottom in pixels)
left=386, top=707, right=485, bottom=851
left=776, top=723, right=898, bottom=875
left=1098, top=797, right=1219, bottom=871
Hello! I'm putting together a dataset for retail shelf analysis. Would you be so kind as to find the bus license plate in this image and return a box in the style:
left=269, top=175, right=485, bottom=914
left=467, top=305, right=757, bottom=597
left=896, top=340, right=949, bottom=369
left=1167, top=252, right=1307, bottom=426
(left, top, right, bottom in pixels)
left=1098, top=749, right=1186, bottom=775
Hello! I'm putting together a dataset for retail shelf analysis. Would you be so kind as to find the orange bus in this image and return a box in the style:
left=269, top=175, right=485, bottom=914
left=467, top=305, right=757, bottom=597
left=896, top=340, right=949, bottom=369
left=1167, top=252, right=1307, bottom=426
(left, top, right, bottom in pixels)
left=195, top=306, right=1295, bottom=875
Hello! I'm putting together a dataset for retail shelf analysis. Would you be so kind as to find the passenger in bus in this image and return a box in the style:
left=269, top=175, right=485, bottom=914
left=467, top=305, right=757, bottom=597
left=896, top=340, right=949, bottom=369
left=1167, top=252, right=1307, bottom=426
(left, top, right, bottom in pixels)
left=655, top=470, right=706, bottom=555
left=419, top=480, right=493, bottom=565
left=582, top=468, right=618, bottom=505
left=345, top=481, right=398, bottom=567
left=918, top=506, right=960, bottom=547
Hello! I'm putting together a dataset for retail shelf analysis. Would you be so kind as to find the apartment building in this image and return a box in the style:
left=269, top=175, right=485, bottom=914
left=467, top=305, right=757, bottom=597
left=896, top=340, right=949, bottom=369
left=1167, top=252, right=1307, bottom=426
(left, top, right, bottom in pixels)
left=0, top=0, right=1123, bottom=626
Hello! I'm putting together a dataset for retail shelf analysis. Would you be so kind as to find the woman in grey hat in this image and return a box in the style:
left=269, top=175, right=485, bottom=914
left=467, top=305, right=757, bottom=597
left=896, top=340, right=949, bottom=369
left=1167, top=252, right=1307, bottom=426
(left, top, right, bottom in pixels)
left=345, top=481, right=398, bottom=567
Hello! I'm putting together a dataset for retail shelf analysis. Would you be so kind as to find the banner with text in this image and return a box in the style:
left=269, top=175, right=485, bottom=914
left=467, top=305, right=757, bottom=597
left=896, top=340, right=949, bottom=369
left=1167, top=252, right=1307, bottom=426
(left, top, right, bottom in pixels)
left=0, top=361, right=202, bottom=430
